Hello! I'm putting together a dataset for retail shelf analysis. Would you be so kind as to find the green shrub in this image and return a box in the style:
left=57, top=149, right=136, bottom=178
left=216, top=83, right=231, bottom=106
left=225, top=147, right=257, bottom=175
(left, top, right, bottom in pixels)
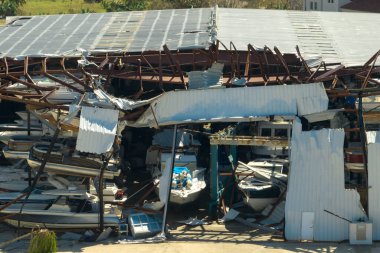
left=28, top=228, right=57, bottom=253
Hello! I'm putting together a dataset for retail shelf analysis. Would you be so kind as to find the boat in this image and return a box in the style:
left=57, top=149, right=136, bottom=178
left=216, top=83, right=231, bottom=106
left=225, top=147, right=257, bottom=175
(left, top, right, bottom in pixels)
left=45, top=87, right=81, bottom=105
left=156, top=166, right=206, bottom=205
left=146, top=129, right=206, bottom=205
left=0, top=127, right=43, bottom=144
left=236, top=159, right=288, bottom=212
left=0, top=111, right=44, bottom=144
left=27, top=142, right=120, bottom=179
left=0, top=192, right=122, bottom=229
left=251, top=121, right=291, bottom=157
left=0, top=191, right=57, bottom=205
left=2, top=135, right=47, bottom=161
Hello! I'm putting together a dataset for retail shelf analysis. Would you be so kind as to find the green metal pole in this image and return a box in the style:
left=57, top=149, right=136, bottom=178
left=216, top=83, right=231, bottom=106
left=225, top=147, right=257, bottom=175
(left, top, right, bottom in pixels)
left=209, top=144, right=219, bottom=218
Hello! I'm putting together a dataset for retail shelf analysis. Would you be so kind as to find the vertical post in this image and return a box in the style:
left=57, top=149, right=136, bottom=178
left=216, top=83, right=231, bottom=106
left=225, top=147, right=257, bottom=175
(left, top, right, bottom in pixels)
left=209, top=144, right=219, bottom=218
left=358, top=95, right=367, bottom=173
left=98, top=161, right=106, bottom=232
left=161, top=124, right=178, bottom=235
left=288, top=120, right=292, bottom=162
left=27, top=111, right=31, bottom=136
left=358, top=94, right=368, bottom=214
left=27, top=167, right=32, bottom=187
left=230, top=145, right=237, bottom=166
left=98, top=154, right=112, bottom=232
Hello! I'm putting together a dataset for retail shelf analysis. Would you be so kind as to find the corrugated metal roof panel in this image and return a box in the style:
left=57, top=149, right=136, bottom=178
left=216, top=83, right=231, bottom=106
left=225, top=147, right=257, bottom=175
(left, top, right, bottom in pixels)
left=129, top=83, right=328, bottom=127
left=217, top=8, right=380, bottom=67
left=285, top=119, right=366, bottom=241
left=76, top=106, right=119, bottom=154
left=368, top=137, right=380, bottom=240
left=0, top=8, right=212, bottom=57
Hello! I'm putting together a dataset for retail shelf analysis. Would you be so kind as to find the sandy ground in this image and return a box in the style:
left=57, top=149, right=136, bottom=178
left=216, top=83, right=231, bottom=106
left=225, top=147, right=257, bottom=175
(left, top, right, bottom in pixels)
left=2, top=237, right=380, bottom=253
left=1, top=221, right=380, bottom=253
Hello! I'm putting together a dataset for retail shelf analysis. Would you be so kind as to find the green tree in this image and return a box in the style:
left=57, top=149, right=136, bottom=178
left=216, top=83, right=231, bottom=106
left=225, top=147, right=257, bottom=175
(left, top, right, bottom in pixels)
left=101, top=0, right=148, bottom=11
left=0, top=0, right=25, bottom=17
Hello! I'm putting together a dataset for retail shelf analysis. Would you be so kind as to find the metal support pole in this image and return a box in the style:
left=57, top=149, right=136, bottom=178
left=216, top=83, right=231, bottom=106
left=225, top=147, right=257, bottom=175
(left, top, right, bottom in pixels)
left=27, top=110, right=31, bottom=136
left=27, top=167, right=32, bottom=187
left=98, top=152, right=114, bottom=231
left=99, top=160, right=106, bottom=231
left=161, top=124, right=178, bottom=236
left=209, top=144, right=219, bottom=218
left=230, top=145, right=237, bottom=166
left=358, top=95, right=369, bottom=214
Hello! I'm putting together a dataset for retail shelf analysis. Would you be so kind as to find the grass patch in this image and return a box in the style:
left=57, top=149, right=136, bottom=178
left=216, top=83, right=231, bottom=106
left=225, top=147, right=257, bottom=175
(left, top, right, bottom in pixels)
left=17, top=0, right=106, bottom=16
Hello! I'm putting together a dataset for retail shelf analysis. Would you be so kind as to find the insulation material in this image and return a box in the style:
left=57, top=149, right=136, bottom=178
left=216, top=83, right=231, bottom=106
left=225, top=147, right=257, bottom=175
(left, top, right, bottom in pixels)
left=129, top=83, right=328, bottom=127
left=76, top=106, right=119, bottom=154
left=285, top=119, right=366, bottom=241
left=366, top=131, right=380, bottom=144
left=367, top=132, right=380, bottom=240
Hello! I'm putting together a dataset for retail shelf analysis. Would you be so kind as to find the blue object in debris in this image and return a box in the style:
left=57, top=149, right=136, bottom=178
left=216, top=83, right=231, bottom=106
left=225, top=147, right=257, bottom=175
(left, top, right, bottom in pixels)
left=172, top=167, right=192, bottom=189
left=173, top=167, right=190, bottom=175
left=345, top=96, right=356, bottom=106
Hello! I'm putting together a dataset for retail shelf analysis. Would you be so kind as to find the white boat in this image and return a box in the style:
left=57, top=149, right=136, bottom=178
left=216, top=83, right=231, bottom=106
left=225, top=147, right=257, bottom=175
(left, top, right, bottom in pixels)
left=27, top=143, right=120, bottom=179
left=0, top=111, right=44, bottom=144
left=0, top=193, right=122, bottom=229
left=236, top=160, right=288, bottom=212
left=252, top=121, right=291, bottom=157
left=15, top=111, right=39, bottom=121
left=45, top=87, right=81, bottom=105
left=146, top=129, right=205, bottom=206
left=238, top=180, right=283, bottom=211
left=2, top=135, right=47, bottom=161
left=155, top=167, right=206, bottom=205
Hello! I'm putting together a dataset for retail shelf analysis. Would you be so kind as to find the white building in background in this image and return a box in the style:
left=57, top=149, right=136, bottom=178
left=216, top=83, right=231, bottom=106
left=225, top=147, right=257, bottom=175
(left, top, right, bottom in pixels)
left=303, top=0, right=351, bottom=11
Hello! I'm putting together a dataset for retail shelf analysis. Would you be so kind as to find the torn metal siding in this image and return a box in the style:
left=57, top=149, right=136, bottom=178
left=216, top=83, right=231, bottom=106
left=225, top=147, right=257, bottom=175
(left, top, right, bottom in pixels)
left=217, top=8, right=380, bottom=67
left=0, top=8, right=212, bottom=57
left=285, top=119, right=366, bottom=241
left=128, top=83, right=328, bottom=127
left=187, top=63, right=224, bottom=89
left=368, top=136, right=380, bottom=240
left=76, top=106, right=119, bottom=154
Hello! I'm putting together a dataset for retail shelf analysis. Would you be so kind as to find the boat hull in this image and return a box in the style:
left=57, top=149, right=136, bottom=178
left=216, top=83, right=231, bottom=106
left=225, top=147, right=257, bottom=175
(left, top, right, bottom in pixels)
left=238, top=183, right=282, bottom=212
left=155, top=181, right=206, bottom=205
left=2, top=212, right=120, bottom=229
left=244, top=196, right=279, bottom=212
left=27, top=159, right=120, bottom=179
left=2, top=147, right=29, bottom=160
left=169, top=188, right=204, bottom=205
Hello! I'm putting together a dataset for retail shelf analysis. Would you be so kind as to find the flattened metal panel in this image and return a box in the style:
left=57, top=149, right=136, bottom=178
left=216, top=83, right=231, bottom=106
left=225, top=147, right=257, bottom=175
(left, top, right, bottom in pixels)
left=130, top=83, right=328, bottom=127
left=368, top=139, right=380, bottom=240
left=0, top=8, right=212, bottom=57
left=217, top=9, right=299, bottom=55
left=217, top=8, right=380, bottom=66
left=285, top=119, right=366, bottom=241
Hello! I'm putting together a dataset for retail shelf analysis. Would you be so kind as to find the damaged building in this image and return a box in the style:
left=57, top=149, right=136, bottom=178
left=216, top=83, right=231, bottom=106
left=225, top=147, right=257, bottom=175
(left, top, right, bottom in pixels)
left=0, top=6, right=380, bottom=245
